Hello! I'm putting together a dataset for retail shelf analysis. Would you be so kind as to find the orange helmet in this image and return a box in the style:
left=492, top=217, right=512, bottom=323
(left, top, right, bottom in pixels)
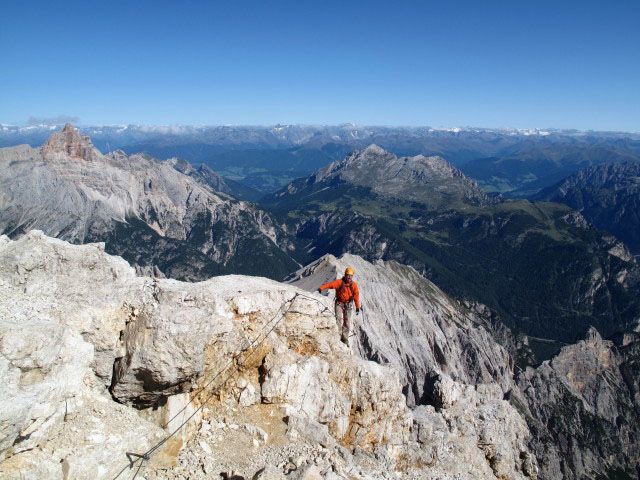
left=345, top=267, right=355, bottom=276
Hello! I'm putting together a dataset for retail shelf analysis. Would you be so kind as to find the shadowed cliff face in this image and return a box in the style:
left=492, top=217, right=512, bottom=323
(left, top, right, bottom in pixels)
left=534, top=161, right=640, bottom=254
left=513, top=328, right=640, bottom=480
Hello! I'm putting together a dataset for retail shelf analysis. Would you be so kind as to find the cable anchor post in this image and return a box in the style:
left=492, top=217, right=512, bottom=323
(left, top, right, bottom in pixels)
left=126, top=452, right=150, bottom=466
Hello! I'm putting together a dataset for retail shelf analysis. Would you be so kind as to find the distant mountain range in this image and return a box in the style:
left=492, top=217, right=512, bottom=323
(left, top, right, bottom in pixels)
left=459, top=145, right=640, bottom=197
left=2, top=127, right=639, bottom=346
left=3, top=123, right=639, bottom=196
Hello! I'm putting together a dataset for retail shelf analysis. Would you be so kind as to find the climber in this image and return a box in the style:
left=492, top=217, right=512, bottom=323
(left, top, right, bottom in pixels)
left=317, top=267, right=361, bottom=346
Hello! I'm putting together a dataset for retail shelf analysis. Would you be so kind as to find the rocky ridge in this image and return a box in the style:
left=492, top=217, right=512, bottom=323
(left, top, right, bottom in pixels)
left=0, top=232, right=537, bottom=480
left=513, top=327, right=640, bottom=479
left=286, top=254, right=640, bottom=478
left=164, top=156, right=233, bottom=196
left=0, top=124, right=298, bottom=280
left=533, top=161, right=640, bottom=253
left=278, top=145, right=494, bottom=210
left=285, top=253, right=514, bottom=406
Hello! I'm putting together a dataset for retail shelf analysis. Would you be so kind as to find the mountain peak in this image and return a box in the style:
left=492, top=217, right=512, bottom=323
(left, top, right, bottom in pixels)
left=44, top=123, right=100, bottom=161
left=361, top=144, right=388, bottom=155
left=315, top=147, right=492, bottom=208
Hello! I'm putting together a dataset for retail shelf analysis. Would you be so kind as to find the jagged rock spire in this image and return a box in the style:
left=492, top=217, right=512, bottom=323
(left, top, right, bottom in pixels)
left=44, top=123, right=99, bottom=161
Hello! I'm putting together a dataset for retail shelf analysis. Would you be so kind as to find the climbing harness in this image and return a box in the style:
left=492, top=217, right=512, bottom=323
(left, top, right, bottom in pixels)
left=111, top=291, right=331, bottom=480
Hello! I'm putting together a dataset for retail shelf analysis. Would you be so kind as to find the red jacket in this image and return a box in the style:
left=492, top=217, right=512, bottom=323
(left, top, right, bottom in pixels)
left=319, top=278, right=360, bottom=308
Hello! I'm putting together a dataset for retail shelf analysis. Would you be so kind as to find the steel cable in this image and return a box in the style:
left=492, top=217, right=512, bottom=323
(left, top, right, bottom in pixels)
left=112, top=290, right=331, bottom=480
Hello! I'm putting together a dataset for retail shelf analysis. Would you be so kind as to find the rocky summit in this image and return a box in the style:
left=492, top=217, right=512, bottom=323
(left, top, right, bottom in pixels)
left=43, top=122, right=102, bottom=162
left=2, top=231, right=639, bottom=479
left=277, top=145, right=494, bottom=210
left=0, top=124, right=298, bottom=280
left=1, top=231, right=537, bottom=480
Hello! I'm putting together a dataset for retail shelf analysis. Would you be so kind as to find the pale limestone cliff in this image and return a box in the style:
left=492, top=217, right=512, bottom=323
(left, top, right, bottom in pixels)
left=0, top=232, right=536, bottom=480
left=286, top=254, right=514, bottom=405
left=0, top=124, right=297, bottom=280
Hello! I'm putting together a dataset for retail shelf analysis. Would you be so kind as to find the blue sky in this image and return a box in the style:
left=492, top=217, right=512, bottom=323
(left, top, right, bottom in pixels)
left=1, top=0, right=638, bottom=131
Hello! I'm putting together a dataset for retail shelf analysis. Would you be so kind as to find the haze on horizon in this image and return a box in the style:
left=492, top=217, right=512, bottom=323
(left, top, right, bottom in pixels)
left=1, top=0, right=638, bottom=132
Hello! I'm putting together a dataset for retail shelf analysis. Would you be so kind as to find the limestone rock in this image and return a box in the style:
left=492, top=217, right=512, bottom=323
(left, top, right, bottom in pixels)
left=254, top=465, right=286, bottom=480
left=239, top=383, right=260, bottom=407
left=513, top=327, right=640, bottom=479
left=429, top=373, right=462, bottom=409
left=43, top=122, right=101, bottom=162
left=0, top=232, right=409, bottom=478
left=0, top=124, right=298, bottom=280
left=0, top=232, right=541, bottom=479
left=0, top=316, right=93, bottom=455
left=287, top=253, right=514, bottom=406
left=286, top=464, right=323, bottom=480
left=286, top=415, right=331, bottom=448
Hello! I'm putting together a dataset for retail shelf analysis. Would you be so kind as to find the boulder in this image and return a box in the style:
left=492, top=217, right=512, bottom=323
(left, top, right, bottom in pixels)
left=0, top=232, right=539, bottom=479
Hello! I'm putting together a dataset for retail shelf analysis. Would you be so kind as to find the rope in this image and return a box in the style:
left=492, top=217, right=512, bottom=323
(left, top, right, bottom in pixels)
left=112, top=290, right=331, bottom=480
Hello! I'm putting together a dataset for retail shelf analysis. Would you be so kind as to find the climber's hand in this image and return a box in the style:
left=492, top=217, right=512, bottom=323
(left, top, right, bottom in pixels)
left=317, top=288, right=322, bottom=294
left=356, top=308, right=361, bottom=315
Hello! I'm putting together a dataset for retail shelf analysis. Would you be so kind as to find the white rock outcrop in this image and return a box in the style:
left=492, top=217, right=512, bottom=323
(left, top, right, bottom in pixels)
left=286, top=253, right=514, bottom=405
left=0, top=232, right=537, bottom=479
